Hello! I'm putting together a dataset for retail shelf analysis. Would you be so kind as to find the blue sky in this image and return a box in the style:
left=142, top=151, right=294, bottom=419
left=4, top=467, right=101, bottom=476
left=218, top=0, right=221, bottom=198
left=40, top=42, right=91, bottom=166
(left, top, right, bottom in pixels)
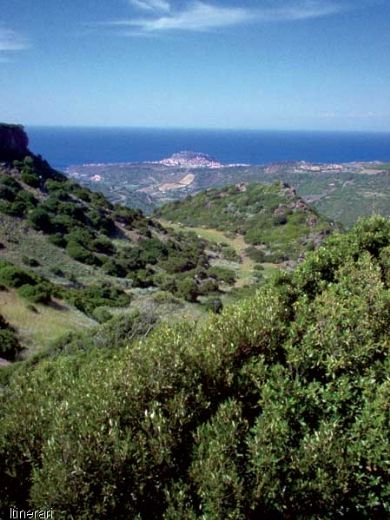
left=1, top=0, right=389, bottom=130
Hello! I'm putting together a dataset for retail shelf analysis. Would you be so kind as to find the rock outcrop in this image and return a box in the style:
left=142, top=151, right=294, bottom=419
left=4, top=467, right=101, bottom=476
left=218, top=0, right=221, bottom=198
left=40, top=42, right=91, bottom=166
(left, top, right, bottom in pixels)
left=0, top=123, right=29, bottom=161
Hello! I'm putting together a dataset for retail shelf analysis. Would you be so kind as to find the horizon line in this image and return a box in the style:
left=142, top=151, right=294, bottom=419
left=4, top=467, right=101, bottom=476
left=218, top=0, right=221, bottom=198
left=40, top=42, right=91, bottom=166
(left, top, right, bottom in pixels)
left=23, top=124, right=390, bottom=134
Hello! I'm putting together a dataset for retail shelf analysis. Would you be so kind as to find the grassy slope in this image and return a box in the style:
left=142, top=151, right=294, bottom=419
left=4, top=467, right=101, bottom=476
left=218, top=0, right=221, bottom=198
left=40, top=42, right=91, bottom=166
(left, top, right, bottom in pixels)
left=0, top=146, right=246, bottom=356
left=0, top=289, right=95, bottom=356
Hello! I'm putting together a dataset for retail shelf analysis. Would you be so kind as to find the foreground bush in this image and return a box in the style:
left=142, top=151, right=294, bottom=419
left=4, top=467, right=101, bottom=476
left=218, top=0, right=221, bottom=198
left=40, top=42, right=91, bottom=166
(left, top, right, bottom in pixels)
left=0, top=217, right=389, bottom=519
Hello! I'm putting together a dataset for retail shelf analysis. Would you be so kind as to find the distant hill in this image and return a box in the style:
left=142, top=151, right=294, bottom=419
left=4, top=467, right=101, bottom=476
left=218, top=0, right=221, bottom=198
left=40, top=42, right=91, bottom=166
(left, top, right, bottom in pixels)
left=157, top=182, right=338, bottom=264
left=67, top=155, right=390, bottom=227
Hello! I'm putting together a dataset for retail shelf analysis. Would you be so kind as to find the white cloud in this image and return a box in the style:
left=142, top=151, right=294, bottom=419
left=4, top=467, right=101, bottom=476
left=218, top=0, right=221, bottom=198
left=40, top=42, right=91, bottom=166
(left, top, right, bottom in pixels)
left=0, top=27, right=29, bottom=52
left=264, top=0, right=343, bottom=21
left=129, top=0, right=171, bottom=13
left=104, top=1, right=352, bottom=35
left=119, top=2, right=251, bottom=32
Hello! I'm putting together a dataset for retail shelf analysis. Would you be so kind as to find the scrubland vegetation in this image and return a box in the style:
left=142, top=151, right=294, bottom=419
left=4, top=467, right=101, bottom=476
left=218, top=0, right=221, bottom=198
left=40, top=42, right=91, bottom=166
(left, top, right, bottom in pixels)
left=0, top=154, right=242, bottom=354
left=1, top=217, right=389, bottom=518
left=157, top=182, right=336, bottom=263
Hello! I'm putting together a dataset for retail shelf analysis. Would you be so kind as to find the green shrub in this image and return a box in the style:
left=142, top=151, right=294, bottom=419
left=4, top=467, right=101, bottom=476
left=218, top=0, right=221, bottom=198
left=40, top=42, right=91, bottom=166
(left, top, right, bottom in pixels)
left=65, top=284, right=131, bottom=317
left=0, top=217, right=389, bottom=518
left=198, top=278, right=219, bottom=295
left=21, top=170, right=40, bottom=188
left=130, top=268, right=154, bottom=288
left=44, top=178, right=67, bottom=192
left=0, top=175, right=21, bottom=190
left=29, top=207, right=53, bottom=232
left=245, top=246, right=266, bottom=263
left=203, top=297, right=223, bottom=314
left=66, top=240, right=99, bottom=266
left=176, top=277, right=199, bottom=302
left=22, top=256, right=40, bottom=267
left=92, top=307, right=112, bottom=324
left=17, top=283, right=52, bottom=304
left=48, top=233, right=66, bottom=248
left=92, top=236, right=115, bottom=255
left=16, top=190, right=37, bottom=209
left=0, top=183, right=17, bottom=202
left=0, top=314, right=22, bottom=361
left=2, top=200, right=28, bottom=217
left=102, top=258, right=127, bottom=278
left=207, top=266, right=236, bottom=284
left=0, top=265, right=35, bottom=288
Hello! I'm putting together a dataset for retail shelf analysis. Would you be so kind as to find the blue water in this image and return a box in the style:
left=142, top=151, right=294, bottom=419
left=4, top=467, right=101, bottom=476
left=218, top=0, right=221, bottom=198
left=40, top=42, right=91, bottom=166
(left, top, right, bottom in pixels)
left=27, top=127, right=390, bottom=170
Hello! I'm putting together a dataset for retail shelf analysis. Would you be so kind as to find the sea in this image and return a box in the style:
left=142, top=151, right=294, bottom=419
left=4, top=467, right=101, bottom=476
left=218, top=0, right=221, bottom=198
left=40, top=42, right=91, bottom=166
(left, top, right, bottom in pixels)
left=27, top=127, right=390, bottom=171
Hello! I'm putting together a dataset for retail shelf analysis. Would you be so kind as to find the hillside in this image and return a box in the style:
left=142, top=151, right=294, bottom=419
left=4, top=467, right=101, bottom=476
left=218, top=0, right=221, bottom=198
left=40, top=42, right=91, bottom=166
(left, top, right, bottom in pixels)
left=1, top=217, right=389, bottom=518
left=67, top=154, right=390, bottom=226
left=0, top=125, right=236, bottom=356
left=157, top=182, right=338, bottom=264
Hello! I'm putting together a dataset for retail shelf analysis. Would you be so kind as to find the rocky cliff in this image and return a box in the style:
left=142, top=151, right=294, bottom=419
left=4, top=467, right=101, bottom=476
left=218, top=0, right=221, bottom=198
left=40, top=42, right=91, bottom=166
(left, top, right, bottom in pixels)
left=0, top=123, right=29, bottom=161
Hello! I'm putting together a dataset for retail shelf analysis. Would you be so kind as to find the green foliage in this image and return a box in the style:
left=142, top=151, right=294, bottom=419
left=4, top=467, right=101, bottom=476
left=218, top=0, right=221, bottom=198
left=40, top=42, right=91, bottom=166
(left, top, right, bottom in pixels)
left=65, top=284, right=131, bottom=317
left=0, top=263, right=36, bottom=288
left=92, top=236, right=115, bottom=255
left=203, top=297, right=223, bottom=314
left=207, top=266, right=237, bottom=284
left=245, top=246, right=266, bottom=263
left=1, top=175, right=21, bottom=191
left=17, top=283, right=52, bottom=304
left=176, top=277, right=199, bottom=302
left=1, top=217, right=388, bottom=517
left=44, top=178, right=67, bottom=192
left=0, top=176, right=37, bottom=217
left=22, top=256, right=40, bottom=267
left=0, top=183, right=17, bottom=202
left=92, top=307, right=112, bottom=324
left=0, top=314, right=22, bottom=360
left=66, top=240, right=100, bottom=266
left=21, top=170, right=40, bottom=188
left=48, top=233, right=67, bottom=248
left=29, top=207, right=53, bottom=232
left=102, top=258, right=127, bottom=278
left=158, top=182, right=336, bottom=261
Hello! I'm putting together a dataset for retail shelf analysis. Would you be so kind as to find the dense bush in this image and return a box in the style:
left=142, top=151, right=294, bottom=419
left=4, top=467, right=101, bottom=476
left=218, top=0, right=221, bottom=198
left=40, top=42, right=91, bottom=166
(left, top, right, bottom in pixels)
left=0, top=263, right=36, bottom=288
left=0, top=183, right=17, bottom=202
left=0, top=314, right=22, bottom=360
left=29, top=207, right=53, bottom=232
left=245, top=246, right=266, bottom=263
left=203, top=297, right=223, bottom=314
left=21, top=170, right=40, bottom=188
left=65, top=284, right=131, bottom=317
left=176, top=277, right=199, bottom=302
left=22, top=256, right=40, bottom=267
left=207, top=265, right=237, bottom=284
left=92, top=236, right=115, bottom=255
left=66, top=240, right=99, bottom=266
left=17, top=283, right=52, bottom=304
left=0, top=218, right=389, bottom=518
